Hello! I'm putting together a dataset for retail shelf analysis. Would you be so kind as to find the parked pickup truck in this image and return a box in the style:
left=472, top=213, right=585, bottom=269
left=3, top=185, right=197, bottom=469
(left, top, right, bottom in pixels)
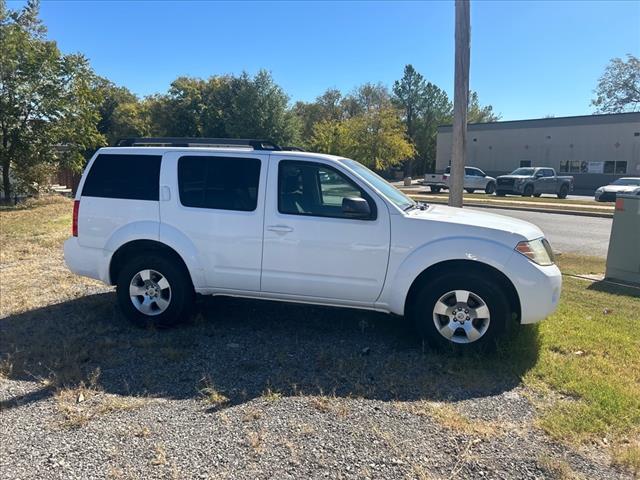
left=64, top=137, right=561, bottom=350
left=423, top=166, right=497, bottom=194
left=496, top=167, right=573, bottom=198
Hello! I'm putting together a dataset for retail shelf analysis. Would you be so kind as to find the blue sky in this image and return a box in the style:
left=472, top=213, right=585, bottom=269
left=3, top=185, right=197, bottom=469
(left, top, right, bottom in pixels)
left=10, top=0, right=640, bottom=120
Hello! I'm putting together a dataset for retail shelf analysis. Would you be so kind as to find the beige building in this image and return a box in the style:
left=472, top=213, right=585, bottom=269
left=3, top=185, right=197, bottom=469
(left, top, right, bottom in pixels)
left=436, top=112, right=640, bottom=193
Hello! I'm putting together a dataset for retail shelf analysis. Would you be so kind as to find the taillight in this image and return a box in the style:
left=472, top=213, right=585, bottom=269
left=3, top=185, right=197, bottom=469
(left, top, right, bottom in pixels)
left=72, top=200, right=80, bottom=237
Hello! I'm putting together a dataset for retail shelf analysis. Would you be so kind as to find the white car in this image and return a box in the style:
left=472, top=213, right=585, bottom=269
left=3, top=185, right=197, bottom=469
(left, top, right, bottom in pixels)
left=64, top=138, right=561, bottom=349
left=424, top=166, right=496, bottom=194
left=594, top=177, right=640, bottom=202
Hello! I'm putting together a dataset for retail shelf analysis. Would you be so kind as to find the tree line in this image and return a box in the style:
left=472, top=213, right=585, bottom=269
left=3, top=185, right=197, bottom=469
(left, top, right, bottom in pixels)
left=2, top=0, right=638, bottom=201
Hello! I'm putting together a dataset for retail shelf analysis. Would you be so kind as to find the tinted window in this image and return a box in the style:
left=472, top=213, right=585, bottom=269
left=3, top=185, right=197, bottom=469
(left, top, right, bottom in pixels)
left=178, top=156, right=261, bottom=211
left=279, top=161, right=375, bottom=219
left=511, top=168, right=534, bottom=176
left=82, top=154, right=161, bottom=200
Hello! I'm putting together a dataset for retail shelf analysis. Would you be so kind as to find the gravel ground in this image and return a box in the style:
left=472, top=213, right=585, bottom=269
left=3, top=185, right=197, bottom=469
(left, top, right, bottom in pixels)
left=0, top=292, right=630, bottom=479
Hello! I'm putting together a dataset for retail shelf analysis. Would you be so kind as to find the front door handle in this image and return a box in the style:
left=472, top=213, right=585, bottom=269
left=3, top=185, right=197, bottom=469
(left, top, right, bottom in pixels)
left=266, top=225, right=294, bottom=233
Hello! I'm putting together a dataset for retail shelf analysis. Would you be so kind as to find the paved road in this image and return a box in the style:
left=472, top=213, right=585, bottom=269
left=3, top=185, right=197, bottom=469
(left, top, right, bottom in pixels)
left=470, top=207, right=612, bottom=257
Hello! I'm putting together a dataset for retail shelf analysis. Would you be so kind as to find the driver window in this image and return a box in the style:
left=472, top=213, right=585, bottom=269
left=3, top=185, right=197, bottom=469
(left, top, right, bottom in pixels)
left=278, top=161, right=373, bottom=219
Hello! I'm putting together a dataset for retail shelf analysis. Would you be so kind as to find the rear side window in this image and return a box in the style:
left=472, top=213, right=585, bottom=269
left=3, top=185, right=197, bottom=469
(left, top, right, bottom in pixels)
left=82, top=154, right=161, bottom=200
left=178, top=156, right=261, bottom=211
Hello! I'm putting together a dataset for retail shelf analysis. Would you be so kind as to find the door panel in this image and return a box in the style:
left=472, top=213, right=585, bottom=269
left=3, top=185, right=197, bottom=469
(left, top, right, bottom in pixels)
left=159, top=151, right=267, bottom=291
left=261, top=158, right=390, bottom=303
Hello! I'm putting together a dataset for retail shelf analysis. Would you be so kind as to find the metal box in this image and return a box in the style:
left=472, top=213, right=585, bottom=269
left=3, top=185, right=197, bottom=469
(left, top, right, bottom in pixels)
left=605, top=194, right=640, bottom=285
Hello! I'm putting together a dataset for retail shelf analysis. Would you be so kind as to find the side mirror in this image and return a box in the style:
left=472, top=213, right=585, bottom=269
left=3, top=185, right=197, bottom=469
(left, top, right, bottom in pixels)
left=535, top=172, right=543, bottom=178
left=342, top=197, right=371, bottom=219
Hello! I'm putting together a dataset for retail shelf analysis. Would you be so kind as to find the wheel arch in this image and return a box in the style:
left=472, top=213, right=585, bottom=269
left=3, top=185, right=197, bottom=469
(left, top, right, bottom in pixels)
left=403, top=259, right=521, bottom=323
left=109, top=239, right=194, bottom=290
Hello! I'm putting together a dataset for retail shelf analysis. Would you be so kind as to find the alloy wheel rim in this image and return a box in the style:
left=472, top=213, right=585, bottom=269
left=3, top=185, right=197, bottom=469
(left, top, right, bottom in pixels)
left=129, top=269, right=171, bottom=316
left=432, top=290, right=491, bottom=344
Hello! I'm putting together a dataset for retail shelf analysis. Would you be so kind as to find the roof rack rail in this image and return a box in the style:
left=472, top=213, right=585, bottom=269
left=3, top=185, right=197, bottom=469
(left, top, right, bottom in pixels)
left=114, top=137, right=282, bottom=151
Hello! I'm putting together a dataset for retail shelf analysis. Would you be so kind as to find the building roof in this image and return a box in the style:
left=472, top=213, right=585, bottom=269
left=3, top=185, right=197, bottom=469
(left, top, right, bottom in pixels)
left=437, top=111, right=640, bottom=133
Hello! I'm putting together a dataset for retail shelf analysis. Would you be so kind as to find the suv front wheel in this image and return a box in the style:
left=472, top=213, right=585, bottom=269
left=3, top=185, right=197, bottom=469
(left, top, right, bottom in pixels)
left=409, top=272, right=511, bottom=350
left=116, top=254, right=194, bottom=328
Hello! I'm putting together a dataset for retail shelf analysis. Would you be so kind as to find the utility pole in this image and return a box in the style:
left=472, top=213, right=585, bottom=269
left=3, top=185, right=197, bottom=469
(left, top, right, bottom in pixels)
left=449, top=0, right=470, bottom=207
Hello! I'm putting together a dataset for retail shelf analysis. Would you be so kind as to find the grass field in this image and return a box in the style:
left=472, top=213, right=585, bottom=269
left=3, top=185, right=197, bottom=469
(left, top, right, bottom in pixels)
left=1, top=197, right=638, bottom=475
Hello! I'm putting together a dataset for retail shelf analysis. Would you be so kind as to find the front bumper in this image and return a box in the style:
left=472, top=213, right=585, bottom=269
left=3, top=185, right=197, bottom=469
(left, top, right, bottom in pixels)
left=595, top=191, right=616, bottom=202
left=496, top=187, right=525, bottom=195
left=506, top=252, right=562, bottom=324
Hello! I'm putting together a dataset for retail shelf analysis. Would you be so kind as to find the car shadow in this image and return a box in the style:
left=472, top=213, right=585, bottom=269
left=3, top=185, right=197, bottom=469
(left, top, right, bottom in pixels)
left=0, top=292, right=540, bottom=410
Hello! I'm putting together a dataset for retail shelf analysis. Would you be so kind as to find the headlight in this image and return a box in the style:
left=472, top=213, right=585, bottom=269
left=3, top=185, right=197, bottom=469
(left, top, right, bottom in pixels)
left=515, top=178, right=526, bottom=185
left=516, top=238, right=555, bottom=266
left=596, top=187, right=604, bottom=193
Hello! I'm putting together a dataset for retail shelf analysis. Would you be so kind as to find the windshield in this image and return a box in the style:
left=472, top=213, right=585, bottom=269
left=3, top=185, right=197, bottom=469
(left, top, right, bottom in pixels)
left=341, top=159, right=416, bottom=210
left=510, top=168, right=535, bottom=176
left=611, top=178, right=640, bottom=186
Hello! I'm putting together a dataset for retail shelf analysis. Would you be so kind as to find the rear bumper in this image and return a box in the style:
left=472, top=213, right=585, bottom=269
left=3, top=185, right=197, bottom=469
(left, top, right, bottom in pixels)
left=63, top=237, right=111, bottom=284
left=506, top=252, right=562, bottom=324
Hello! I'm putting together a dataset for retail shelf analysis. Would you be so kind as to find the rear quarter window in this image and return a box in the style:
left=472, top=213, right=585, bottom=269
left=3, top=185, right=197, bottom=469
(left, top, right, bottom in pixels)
left=82, top=154, right=161, bottom=200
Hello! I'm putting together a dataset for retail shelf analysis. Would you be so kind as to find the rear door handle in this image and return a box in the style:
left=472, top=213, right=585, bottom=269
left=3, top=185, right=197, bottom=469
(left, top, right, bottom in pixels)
left=266, top=225, right=294, bottom=233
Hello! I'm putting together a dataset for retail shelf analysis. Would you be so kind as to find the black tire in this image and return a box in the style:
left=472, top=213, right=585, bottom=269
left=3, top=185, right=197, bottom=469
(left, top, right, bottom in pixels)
left=430, top=186, right=442, bottom=193
left=116, top=254, right=194, bottom=328
left=522, top=184, right=534, bottom=197
left=408, top=271, right=511, bottom=351
left=484, top=182, right=496, bottom=194
left=465, top=189, right=475, bottom=194
left=557, top=184, right=569, bottom=199
left=533, top=193, right=542, bottom=198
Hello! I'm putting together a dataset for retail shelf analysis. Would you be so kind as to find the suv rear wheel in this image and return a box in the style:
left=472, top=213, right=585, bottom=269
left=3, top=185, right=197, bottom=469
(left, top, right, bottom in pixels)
left=409, top=272, right=511, bottom=350
left=116, top=254, right=194, bottom=328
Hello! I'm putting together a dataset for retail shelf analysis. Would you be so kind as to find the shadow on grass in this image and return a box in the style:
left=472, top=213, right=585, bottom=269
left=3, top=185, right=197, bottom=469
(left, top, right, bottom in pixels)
left=587, top=279, right=640, bottom=298
left=0, top=292, right=540, bottom=410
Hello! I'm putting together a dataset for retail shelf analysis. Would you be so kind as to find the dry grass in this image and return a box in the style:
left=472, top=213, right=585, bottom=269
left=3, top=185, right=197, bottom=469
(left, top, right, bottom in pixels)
left=151, top=444, right=167, bottom=466
left=198, top=375, right=230, bottom=408
left=53, top=369, right=146, bottom=429
left=613, top=444, right=640, bottom=478
left=262, top=387, right=282, bottom=402
left=245, top=429, right=265, bottom=454
left=0, top=196, right=103, bottom=316
left=405, top=401, right=502, bottom=438
left=308, top=395, right=349, bottom=417
left=538, top=454, right=583, bottom=480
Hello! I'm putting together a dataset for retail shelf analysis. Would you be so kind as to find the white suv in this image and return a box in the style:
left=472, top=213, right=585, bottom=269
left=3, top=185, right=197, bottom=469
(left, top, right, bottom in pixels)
left=64, top=138, right=562, bottom=349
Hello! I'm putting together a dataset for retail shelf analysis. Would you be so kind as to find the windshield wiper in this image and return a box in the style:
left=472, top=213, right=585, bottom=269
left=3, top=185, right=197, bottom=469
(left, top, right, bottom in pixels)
left=404, top=202, right=428, bottom=212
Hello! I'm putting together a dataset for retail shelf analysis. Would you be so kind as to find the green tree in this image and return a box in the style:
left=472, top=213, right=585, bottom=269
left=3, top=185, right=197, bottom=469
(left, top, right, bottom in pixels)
left=94, top=78, right=148, bottom=145
left=467, top=91, right=500, bottom=123
left=0, top=0, right=103, bottom=200
left=293, top=88, right=344, bottom=143
left=591, top=54, right=640, bottom=113
left=310, top=106, right=414, bottom=170
left=393, top=65, right=427, bottom=175
left=344, top=106, right=415, bottom=170
left=412, top=82, right=452, bottom=173
left=393, top=65, right=453, bottom=175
